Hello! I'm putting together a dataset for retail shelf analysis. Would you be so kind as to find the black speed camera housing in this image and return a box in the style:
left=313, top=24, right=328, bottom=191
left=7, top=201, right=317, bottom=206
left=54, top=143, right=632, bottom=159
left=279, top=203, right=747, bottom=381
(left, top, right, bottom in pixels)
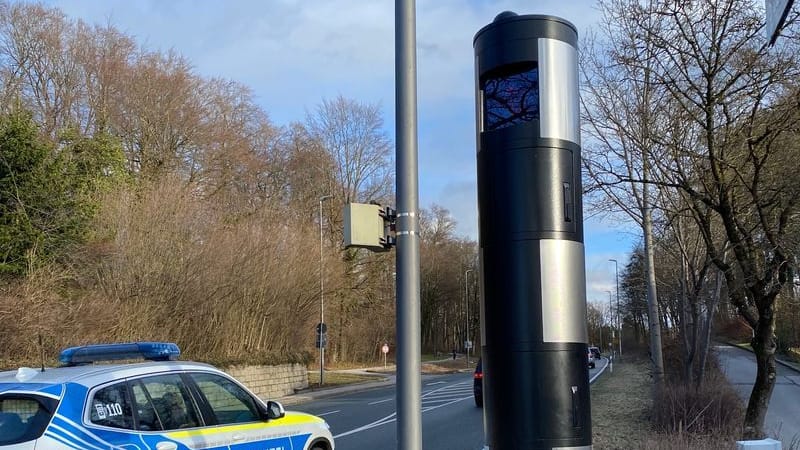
left=474, top=12, right=592, bottom=450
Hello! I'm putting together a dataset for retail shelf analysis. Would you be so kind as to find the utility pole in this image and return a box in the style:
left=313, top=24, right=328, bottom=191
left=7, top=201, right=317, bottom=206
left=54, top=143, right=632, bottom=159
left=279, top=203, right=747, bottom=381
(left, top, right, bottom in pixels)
left=395, top=0, right=422, bottom=448
left=609, top=258, right=622, bottom=356
left=318, top=194, right=333, bottom=386
left=465, top=268, right=473, bottom=366
left=608, top=291, right=614, bottom=356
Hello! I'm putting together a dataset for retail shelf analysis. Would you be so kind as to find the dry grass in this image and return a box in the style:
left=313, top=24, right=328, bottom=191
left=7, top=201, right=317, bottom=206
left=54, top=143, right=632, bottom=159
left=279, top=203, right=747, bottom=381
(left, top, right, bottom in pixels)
left=591, top=354, right=743, bottom=450
left=422, top=358, right=475, bottom=373
left=306, top=371, right=384, bottom=389
left=590, top=357, right=653, bottom=449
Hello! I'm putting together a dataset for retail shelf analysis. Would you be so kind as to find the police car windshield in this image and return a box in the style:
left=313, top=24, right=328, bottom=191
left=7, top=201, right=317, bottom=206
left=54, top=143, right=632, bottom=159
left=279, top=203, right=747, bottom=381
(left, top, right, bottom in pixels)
left=0, top=394, right=57, bottom=445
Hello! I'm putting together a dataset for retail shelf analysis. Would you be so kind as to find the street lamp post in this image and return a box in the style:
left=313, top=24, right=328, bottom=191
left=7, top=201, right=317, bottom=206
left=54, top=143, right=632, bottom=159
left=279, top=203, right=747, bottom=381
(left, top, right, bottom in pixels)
left=465, top=268, right=473, bottom=366
left=609, top=258, right=622, bottom=356
left=607, top=291, right=614, bottom=356
left=319, top=194, right=333, bottom=386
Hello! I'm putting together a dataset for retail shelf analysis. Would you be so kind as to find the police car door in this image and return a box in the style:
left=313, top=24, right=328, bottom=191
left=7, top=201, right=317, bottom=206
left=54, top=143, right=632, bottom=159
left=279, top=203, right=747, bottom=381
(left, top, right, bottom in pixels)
left=187, top=372, right=306, bottom=450
left=129, top=374, right=218, bottom=450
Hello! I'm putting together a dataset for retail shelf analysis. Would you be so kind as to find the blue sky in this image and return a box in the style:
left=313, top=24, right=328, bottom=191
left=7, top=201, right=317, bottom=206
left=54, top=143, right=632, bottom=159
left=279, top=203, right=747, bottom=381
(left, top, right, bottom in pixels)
left=41, top=0, right=637, bottom=312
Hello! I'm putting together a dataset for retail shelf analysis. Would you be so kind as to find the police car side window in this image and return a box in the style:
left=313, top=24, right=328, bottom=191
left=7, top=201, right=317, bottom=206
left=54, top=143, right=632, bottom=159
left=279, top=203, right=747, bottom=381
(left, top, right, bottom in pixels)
left=190, top=373, right=260, bottom=425
left=90, top=383, right=133, bottom=430
left=136, top=374, right=200, bottom=431
left=130, top=380, right=162, bottom=431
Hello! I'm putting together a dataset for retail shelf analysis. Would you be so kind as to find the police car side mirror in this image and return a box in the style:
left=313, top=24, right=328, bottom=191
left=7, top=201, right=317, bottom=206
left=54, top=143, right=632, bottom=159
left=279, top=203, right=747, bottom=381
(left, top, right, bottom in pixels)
left=265, top=400, right=285, bottom=420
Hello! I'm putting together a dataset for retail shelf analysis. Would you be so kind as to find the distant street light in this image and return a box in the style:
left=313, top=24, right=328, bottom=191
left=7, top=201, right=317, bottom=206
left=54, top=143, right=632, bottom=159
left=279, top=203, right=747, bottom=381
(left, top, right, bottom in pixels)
left=607, top=290, right=614, bottom=354
left=609, top=259, right=622, bottom=356
left=319, top=194, right=333, bottom=386
left=465, top=268, right=473, bottom=366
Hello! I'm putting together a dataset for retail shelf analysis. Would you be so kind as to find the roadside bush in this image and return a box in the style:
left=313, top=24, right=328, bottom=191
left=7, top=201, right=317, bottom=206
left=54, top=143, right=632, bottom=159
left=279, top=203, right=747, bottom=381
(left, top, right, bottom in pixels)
left=715, top=317, right=752, bottom=343
left=652, top=369, right=743, bottom=436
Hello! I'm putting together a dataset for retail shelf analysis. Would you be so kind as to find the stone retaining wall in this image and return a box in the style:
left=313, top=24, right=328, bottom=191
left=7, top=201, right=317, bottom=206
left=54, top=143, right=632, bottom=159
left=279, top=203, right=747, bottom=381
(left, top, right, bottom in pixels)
left=226, top=363, right=308, bottom=400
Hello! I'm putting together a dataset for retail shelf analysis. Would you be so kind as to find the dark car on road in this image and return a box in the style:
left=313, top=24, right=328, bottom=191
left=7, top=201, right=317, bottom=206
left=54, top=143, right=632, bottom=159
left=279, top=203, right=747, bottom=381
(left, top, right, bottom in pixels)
left=473, top=359, right=483, bottom=407
left=589, top=346, right=601, bottom=360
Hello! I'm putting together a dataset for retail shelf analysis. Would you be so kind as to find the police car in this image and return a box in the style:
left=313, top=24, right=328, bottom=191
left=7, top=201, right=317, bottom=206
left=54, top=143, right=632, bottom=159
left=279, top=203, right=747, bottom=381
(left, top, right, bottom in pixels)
left=0, top=342, right=334, bottom=450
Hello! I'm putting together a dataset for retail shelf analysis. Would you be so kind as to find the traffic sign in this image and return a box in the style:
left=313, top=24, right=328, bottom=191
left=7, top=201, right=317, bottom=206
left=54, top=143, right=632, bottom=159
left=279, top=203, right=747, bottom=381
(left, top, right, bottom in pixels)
left=465, top=340, right=473, bottom=349
left=382, top=344, right=390, bottom=354
left=316, top=322, right=327, bottom=333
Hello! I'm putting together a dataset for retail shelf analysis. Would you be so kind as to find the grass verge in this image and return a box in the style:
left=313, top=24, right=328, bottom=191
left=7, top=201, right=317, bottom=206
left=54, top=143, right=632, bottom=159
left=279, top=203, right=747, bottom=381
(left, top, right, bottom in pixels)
left=306, top=371, right=384, bottom=389
left=590, top=357, right=652, bottom=449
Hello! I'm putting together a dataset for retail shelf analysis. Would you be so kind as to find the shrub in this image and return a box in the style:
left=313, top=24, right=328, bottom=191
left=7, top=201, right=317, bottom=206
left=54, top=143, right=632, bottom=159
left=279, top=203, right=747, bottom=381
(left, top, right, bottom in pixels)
left=715, top=317, right=752, bottom=343
left=652, top=371, right=743, bottom=436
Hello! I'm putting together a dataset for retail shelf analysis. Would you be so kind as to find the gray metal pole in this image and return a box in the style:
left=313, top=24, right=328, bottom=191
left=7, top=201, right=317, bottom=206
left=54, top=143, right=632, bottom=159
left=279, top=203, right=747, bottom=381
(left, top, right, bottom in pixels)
left=465, top=269, right=473, bottom=366
left=319, top=194, right=332, bottom=386
left=609, top=258, right=622, bottom=356
left=395, top=1, right=422, bottom=449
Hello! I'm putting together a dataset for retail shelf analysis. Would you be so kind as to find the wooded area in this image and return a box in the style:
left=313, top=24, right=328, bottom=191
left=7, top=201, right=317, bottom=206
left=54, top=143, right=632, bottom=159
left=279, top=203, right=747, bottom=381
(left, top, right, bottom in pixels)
left=0, top=1, right=477, bottom=367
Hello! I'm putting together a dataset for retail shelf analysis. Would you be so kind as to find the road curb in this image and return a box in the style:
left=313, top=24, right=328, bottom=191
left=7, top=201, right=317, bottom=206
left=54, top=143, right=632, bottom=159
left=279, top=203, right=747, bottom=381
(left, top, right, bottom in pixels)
left=275, top=377, right=395, bottom=406
left=722, top=342, right=800, bottom=374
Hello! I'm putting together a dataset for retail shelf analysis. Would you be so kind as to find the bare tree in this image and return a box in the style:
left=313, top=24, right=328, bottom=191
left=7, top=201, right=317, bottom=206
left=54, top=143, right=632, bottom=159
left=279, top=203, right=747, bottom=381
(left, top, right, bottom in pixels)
left=305, top=95, right=393, bottom=204
left=624, top=0, right=800, bottom=438
left=0, top=2, right=83, bottom=136
left=419, top=205, right=477, bottom=354
left=581, top=0, right=667, bottom=391
left=303, top=96, right=394, bottom=362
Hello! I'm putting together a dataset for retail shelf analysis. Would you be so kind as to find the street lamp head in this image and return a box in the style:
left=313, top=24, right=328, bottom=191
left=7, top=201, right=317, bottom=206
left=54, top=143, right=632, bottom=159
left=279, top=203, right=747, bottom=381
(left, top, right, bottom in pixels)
left=320, top=194, right=334, bottom=202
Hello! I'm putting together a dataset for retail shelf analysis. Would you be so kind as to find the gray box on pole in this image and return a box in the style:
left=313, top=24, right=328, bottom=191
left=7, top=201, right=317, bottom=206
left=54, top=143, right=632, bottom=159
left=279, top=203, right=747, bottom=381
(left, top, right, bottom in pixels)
left=343, top=203, right=385, bottom=250
left=474, top=12, right=591, bottom=449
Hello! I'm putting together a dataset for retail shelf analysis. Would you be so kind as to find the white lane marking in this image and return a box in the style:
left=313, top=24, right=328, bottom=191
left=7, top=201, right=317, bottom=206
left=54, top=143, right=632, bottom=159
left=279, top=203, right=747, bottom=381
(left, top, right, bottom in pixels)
left=334, top=412, right=397, bottom=438
left=318, top=410, right=341, bottom=417
left=336, top=379, right=473, bottom=438
left=590, top=358, right=609, bottom=383
left=422, top=398, right=467, bottom=404
left=367, top=398, right=393, bottom=405
left=426, top=381, right=446, bottom=386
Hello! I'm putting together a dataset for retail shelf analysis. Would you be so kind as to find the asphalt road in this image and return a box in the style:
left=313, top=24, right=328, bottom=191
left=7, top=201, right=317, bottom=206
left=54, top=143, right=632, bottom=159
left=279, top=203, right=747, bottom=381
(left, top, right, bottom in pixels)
left=293, top=358, right=608, bottom=449
left=716, top=345, right=800, bottom=445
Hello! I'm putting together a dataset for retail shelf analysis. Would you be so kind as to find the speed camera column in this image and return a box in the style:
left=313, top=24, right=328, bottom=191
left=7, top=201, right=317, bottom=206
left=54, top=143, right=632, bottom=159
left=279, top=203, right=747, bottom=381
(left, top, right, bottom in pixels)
left=474, top=12, right=591, bottom=450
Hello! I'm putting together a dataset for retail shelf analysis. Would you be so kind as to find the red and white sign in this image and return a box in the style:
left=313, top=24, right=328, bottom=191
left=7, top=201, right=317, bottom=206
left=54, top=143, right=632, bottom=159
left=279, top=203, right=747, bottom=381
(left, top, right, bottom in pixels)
left=382, top=344, right=389, bottom=354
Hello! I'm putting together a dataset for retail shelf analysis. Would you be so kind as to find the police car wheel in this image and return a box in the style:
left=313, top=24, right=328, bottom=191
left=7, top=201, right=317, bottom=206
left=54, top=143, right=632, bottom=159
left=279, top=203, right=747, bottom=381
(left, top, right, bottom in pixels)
left=309, top=441, right=329, bottom=450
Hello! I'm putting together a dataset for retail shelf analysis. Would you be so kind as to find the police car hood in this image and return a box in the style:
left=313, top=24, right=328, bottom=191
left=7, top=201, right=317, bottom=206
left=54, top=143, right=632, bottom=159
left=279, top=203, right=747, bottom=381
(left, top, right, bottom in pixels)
left=280, top=410, right=327, bottom=426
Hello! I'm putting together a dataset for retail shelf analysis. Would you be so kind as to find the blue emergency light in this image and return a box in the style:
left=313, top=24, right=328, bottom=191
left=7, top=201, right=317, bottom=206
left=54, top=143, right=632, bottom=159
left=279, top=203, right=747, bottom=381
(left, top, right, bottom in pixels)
left=59, top=342, right=181, bottom=366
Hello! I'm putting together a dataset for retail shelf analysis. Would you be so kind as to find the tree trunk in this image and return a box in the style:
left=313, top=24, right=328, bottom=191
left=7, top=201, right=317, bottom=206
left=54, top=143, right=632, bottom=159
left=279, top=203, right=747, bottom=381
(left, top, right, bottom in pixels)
left=743, top=302, right=779, bottom=439
left=643, top=188, right=665, bottom=391
left=679, top=255, right=694, bottom=384
left=696, top=257, right=725, bottom=388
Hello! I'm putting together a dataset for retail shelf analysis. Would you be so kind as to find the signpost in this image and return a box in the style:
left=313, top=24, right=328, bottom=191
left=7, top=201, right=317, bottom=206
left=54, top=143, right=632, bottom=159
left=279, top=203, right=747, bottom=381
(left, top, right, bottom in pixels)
left=382, top=343, right=390, bottom=369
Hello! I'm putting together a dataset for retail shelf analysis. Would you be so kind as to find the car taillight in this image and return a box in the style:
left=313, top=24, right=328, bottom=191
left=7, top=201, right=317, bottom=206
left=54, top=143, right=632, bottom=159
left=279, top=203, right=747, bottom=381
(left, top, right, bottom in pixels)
left=474, top=372, right=483, bottom=380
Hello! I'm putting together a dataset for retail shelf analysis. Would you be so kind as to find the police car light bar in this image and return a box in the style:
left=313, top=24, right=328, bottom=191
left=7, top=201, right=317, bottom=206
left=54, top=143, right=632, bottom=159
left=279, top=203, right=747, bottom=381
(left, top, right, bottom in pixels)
left=59, top=342, right=181, bottom=366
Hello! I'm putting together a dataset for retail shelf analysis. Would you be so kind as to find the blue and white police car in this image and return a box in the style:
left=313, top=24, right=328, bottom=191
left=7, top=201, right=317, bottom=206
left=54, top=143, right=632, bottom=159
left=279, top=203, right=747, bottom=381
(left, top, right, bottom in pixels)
left=0, top=342, right=334, bottom=450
